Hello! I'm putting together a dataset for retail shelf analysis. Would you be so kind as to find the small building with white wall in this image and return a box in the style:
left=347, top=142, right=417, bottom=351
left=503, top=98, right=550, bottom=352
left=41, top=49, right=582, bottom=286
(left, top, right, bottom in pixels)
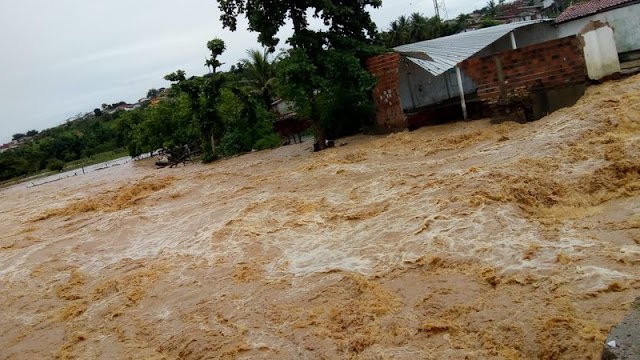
left=579, top=21, right=621, bottom=80
left=556, top=0, right=640, bottom=61
left=390, top=20, right=559, bottom=125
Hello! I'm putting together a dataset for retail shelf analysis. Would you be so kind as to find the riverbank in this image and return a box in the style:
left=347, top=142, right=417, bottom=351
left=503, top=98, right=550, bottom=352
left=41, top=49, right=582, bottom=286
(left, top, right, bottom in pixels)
left=0, top=150, right=130, bottom=190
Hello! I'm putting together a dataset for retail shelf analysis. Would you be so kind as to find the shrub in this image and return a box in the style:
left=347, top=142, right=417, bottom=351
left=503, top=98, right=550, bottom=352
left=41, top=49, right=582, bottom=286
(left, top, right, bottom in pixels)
left=47, top=158, right=65, bottom=172
left=254, top=134, right=281, bottom=150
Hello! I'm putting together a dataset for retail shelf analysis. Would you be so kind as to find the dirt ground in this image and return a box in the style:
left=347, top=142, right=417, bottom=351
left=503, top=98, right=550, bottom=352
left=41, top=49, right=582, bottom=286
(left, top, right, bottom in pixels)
left=603, top=297, right=640, bottom=359
left=1, top=75, right=639, bottom=359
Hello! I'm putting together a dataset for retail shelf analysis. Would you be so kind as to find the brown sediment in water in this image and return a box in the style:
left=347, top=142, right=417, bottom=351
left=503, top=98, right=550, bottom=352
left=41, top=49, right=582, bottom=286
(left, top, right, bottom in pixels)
left=1, top=75, right=640, bottom=359
left=32, top=176, right=175, bottom=221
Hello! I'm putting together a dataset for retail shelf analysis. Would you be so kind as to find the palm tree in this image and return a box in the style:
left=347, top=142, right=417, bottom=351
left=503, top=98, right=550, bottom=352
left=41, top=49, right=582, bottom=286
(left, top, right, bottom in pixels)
left=384, top=13, right=450, bottom=47
left=388, top=15, right=412, bottom=46
left=239, top=49, right=278, bottom=108
left=486, top=0, right=500, bottom=18
left=409, top=13, right=430, bottom=42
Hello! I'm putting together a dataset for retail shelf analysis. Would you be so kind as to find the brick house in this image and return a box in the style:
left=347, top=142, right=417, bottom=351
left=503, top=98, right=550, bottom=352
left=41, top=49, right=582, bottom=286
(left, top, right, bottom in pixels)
left=368, top=20, right=585, bottom=130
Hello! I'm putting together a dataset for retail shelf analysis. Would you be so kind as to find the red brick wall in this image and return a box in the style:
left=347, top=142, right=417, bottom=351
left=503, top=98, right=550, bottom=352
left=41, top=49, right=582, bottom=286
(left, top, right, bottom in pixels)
left=460, top=36, right=587, bottom=104
left=367, top=53, right=407, bottom=130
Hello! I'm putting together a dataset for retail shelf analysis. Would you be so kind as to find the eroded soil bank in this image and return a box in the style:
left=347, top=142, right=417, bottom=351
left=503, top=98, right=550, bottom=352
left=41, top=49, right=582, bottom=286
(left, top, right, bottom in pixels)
left=1, top=75, right=639, bottom=359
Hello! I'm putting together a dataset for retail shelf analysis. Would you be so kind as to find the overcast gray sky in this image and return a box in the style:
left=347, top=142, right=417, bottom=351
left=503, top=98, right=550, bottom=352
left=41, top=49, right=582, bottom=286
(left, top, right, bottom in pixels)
left=0, top=0, right=486, bottom=143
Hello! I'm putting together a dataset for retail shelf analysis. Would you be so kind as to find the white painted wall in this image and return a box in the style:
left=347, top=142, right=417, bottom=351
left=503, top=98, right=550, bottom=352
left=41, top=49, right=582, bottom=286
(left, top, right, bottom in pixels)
left=581, top=25, right=621, bottom=80
left=274, top=101, right=294, bottom=116
left=397, top=60, right=476, bottom=111
left=557, top=4, right=640, bottom=54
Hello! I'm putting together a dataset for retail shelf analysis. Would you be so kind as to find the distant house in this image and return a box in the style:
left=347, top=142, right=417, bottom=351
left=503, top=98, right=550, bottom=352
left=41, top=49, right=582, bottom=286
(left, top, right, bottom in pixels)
left=0, top=140, right=24, bottom=153
left=499, top=0, right=554, bottom=23
left=271, top=99, right=296, bottom=120
left=367, top=20, right=583, bottom=130
left=556, top=0, right=640, bottom=61
left=114, top=104, right=138, bottom=112
left=514, top=10, right=543, bottom=22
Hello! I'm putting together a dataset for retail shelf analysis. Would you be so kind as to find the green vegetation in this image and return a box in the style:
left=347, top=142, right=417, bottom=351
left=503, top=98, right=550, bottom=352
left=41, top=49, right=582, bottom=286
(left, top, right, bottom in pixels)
left=2, top=0, right=557, bottom=182
left=0, top=111, right=126, bottom=181
left=379, top=0, right=570, bottom=48
left=380, top=13, right=466, bottom=47
left=217, top=0, right=383, bottom=149
left=1, top=37, right=284, bottom=181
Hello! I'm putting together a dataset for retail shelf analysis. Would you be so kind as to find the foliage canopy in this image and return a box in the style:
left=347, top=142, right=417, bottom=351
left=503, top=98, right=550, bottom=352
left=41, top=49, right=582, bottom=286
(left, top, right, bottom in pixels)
left=217, top=0, right=383, bottom=149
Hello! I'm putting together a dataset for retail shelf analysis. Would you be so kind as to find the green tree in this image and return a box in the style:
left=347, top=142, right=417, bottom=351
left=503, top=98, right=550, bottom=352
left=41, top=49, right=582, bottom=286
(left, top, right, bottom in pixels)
left=409, top=13, right=432, bottom=43
left=115, top=108, right=145, bottom=154
left=486, top=0, right=500, bottom=18
left=205, top=39, right=226, bottom=72
left=480, top=19, right=501, bottom=28
left=217, top=0, right=382, bottom=150
left=147, top=88, right=160, bottom=98
left=381, top=13, right=464, bottom=47
left=131, top=95, right=198, bottom=154
left=380, top=16, right=410, bottom=49
left=240, top=49, right=278, bottom=108
left=217, top=87, right=280, bottom=155
left=165, top=38, right=226, bottom=159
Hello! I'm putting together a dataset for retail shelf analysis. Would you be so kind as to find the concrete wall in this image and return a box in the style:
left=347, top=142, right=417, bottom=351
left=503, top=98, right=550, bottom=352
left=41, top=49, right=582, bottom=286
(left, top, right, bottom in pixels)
left=581, top=23, right=621, bottom=80
left=557, top=3, right=640, bottom=58
left=513, top=22, right=560, bottom=47
left=397, top=59, right=477, bottom=111
left=367, top=53, right=407, bottom=131
left=476, top=22, right=559, bottom=58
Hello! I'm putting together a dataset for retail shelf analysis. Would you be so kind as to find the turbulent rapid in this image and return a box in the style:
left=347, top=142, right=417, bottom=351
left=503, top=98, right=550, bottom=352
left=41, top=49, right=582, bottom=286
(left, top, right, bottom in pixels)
left=1, top=75, right=639, bottom=359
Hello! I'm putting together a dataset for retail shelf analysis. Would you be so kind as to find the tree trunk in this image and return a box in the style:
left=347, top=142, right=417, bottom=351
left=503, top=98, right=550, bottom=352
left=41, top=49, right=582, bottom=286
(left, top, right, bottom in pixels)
left=210, top=134, right=216, bottom=156
left=313, top=120, right=326, bottom=152
left=310, top=97, right=326, bottom=152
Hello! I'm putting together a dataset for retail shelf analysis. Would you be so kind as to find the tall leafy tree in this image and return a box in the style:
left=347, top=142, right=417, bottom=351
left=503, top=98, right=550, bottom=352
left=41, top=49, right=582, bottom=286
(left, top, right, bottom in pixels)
left=240, top=48, right=278, bottom=108
left=165, top=39, right=226, bottom=159
left=381, top=12, right=463, bottom=47
left=217, top=0, right=382, bottom=150
left=486, top=0, right=500, bottom=17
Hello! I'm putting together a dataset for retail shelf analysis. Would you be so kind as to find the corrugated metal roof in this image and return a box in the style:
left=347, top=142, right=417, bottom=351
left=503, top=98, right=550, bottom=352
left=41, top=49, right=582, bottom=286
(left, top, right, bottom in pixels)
left=554, top=0, right=638, bottom=23
left=394, top=20, right=547, bottom=76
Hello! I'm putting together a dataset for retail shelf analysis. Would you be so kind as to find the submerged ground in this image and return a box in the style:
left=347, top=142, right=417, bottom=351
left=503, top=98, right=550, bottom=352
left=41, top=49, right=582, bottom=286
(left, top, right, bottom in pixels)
left=1, top=75, right=639, bottom=359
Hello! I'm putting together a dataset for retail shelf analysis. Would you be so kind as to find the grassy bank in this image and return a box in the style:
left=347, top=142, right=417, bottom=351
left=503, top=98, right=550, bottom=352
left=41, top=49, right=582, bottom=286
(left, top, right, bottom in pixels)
left=0, top=150, right=130, bottom=189
left=64, top=149, right=130, bottom=171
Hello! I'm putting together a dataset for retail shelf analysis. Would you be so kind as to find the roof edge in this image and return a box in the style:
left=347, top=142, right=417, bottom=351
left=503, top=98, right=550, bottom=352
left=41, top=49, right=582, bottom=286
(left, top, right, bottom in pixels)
left=555, top=0, right=640, bottom=24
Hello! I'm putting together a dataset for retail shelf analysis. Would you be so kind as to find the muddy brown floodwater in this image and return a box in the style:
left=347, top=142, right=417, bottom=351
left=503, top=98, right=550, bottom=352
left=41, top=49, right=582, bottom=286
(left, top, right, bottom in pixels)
left=1, top=75, right=640, bottom=359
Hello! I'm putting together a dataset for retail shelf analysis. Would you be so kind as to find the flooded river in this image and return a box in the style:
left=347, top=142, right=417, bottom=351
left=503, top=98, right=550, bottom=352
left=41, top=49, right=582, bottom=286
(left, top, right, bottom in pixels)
left=1, top=75, right=639, bottom=359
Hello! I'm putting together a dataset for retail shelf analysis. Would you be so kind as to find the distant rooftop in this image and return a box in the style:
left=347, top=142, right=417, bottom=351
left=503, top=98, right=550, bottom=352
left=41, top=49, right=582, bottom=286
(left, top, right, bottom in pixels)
left=555, top=0, right=639, bottom=23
